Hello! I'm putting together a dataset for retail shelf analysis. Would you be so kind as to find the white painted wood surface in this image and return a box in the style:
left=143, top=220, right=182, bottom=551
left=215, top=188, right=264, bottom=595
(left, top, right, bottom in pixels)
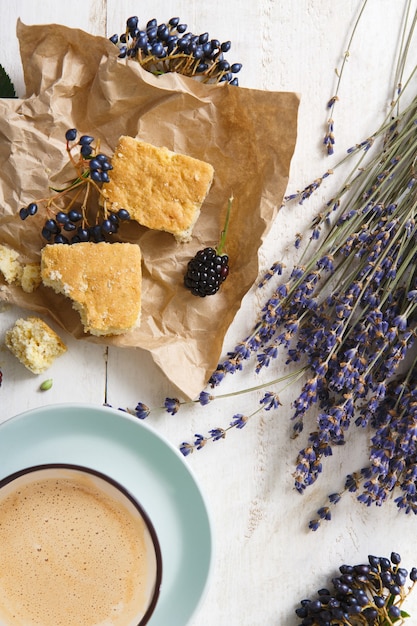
left=1, top=1, right=417, bottom=624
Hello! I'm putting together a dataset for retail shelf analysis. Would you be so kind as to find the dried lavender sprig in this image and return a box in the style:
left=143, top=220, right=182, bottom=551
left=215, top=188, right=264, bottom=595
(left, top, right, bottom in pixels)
left=390, top=0, right=417, bottom=110
left=179, top=390, right=282, bottom=456
left=323, top=0, right=369, bottom=154
left=126, top=366, right=306, bottom=421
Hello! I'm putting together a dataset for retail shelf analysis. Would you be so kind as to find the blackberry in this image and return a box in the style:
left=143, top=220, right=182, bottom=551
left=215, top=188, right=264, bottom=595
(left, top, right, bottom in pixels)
left=184, top=247, right=229, bottom=296
left=184, top=196, right=232, bottom=297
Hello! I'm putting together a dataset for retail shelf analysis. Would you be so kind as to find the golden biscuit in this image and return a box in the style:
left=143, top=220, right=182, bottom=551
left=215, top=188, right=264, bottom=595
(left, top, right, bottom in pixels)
left=102, top=136, right=214, bottom=242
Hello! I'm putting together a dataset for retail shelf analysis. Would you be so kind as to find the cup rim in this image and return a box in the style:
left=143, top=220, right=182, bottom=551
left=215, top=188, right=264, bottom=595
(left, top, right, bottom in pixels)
left=0, top=462, right=163, bottom=626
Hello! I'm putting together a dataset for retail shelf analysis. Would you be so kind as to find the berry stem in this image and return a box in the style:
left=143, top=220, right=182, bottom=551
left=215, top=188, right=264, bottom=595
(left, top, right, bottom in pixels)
left=49, top=172, right=89, bottom=194
left=216, top=195, right=233, bottom=255
left=66, top=140, right=82, bottom=174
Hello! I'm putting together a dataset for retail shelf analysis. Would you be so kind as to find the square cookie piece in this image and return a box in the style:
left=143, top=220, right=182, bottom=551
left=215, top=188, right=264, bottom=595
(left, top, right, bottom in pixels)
left=102, top=136, right=214, bottom=242
left=41, top=242, right=142, bottom=336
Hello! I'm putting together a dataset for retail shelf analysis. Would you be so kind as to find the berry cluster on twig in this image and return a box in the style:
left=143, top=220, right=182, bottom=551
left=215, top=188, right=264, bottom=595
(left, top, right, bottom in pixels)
left=109, top=16, right=242, bottom=85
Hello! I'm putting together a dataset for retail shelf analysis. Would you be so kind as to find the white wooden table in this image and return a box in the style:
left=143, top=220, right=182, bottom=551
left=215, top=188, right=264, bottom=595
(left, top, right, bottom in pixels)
left=1, top=2, right=417, bottom=624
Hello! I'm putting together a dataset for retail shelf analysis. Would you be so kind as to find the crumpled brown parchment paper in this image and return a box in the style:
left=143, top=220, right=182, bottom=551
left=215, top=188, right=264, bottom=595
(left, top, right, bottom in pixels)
left=0, top=20, right=299, bottom=399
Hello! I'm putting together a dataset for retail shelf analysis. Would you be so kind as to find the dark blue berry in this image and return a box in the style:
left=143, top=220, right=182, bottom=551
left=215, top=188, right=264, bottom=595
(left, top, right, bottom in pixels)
left=89, top=158, right=102, bottom=171
left=117, top=209, right=130, bottom=221
left=135, top=35, right=147, bottom=51
left=157, top=23, right=169, bottom=40
left=55, top=211, right=69, bottom=224
left=126, top=16, right=138, bottom=31
left=101, top=219, right=113, bottom=234
left=193, top=46, right=204, bottom=60
left=221, top=40, right=231, bottom=52
left=90, top=170, right=102, bottom=182
left=79, top=135, right=94, bottom=146
left=362, top=607, right=378, bottom=621
left=295, top=606, right=308, bottom=618
left=68, top=209, right=82, bottom=223
left=54, top=234, right=70, bottom=244
left=19, top=207, right=29, bottom=220
left=187, top=41, right=197, bottom=54
left=151, top=42, right=165, bottom=57
left=394, top=568, right=408, bottom=586
left=109, top=34, right=119, bottom=45
left=353, top=564, right=370, bottom=576
left=373, top=595, right=385, bottom=608
left=81, top=145, right=93, bottom=158
left=391, top=552, right=401, bottom=565
left=218, top=60, right=230, bottom=71
left=196, top=63, right=209, bottom=73
left=147, top=26, right=157, bottom=41
left=90, top=225, right=105, bottom=242
left=27, top=202, right=38, bottom=215
left=177, top=37, right=189, bottom=51
left=169, top=17, right=180, bottom=27
left=44, top=219, right=60, bottom=234
left=65, top=128, right=77, bottom=142
left=77, top=227, right=90, bottom=241
left=389, top=605, right=401, bottom=619
left=219, top=72, right=233, bottom=82
left=41, top=227, right=52, bottom=241
left=231, top=63, right=242, bottom=73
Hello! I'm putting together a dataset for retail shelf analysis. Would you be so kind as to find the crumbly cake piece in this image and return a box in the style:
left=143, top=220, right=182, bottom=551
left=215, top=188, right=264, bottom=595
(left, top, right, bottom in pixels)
left=0, top=244, right=23, bottom=284
left=5, top=317, right=67, bottom=374
left=20, top=263, right=42, bottom=293
left=102, top=136, right=214, bottom=242
left=0, top=245, right=41, bottom=293
left=40, top=242, right=142, bottom=336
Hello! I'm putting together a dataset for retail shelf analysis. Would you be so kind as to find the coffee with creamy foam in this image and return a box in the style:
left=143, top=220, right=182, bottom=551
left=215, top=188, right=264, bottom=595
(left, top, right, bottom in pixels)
left=0, top=466, right=160, bottom=626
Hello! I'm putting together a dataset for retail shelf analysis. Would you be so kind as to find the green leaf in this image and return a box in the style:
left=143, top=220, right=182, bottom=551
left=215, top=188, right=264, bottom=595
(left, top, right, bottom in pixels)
left=0, top=64, right=16, bottom=98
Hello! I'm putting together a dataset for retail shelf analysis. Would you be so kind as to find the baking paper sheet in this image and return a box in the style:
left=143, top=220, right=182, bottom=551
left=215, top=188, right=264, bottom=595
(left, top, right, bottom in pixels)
left=0, top=20, right=299, bottom=399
